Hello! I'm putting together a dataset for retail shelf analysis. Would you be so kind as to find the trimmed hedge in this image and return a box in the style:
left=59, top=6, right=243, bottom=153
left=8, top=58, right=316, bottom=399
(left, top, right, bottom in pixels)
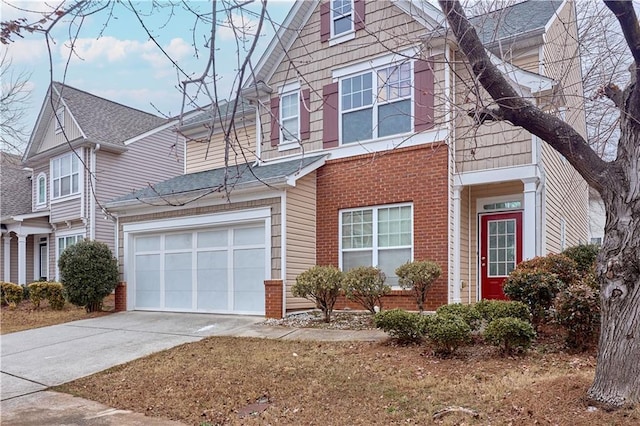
left=292, top=265, right=343, bottom=323
left=1, top=281, right=23, bottom=308
left=28, top=281, right=65, bottom=310
left=374, top=308, right=427, bottom=343
left=436, top=303, right=483, bottom=331
left=424, top=313, right=472, bottom=356
left=484, top=317, right=536, bottom=354
left=474, top=299, right=531, bottom=323
left=396, top=260, right=441, bottom=312
left=342, top=266, right=390, bottom=313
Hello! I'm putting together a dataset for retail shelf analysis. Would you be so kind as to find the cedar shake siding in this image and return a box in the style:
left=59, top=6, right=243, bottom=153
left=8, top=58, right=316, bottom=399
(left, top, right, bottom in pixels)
left=317, top=144, right=450, bottom=311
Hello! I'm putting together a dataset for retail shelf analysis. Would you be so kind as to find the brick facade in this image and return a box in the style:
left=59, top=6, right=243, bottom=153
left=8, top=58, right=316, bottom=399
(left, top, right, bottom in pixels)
left=316, top=143, right=450, bottom=311
left=264, top=279, right=284, bottom=318
left=115, top=282, right=127, bottom=312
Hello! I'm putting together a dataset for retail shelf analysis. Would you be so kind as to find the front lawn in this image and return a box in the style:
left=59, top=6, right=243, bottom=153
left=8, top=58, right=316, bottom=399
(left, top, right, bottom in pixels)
left=57, top=336, right=639, bottom=425
left=1, top=294, right=114, bottom=334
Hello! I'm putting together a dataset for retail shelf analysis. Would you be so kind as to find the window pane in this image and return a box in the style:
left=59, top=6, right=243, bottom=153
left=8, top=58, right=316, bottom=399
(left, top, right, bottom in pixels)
left=53, top=182, right=60, bottom=198
left=165, top=233, right=192, bottom=250
left=233, top=226, right=265, bottom=245
left=71, top=154, right=79, bottom=172
left=60, top=156, right=70, bottom=176
left=378, top=99, right=411, bottom=137
left=72, top=174, right=79, bottom=193
left=334, top=16, right=351, bottom=34
left=379, top=248, right=411, bottom=286
left=197, top=230, right=227, bottom=248
left=137, top=235, right=161, bottom=252
left=343, top=250, right=372, bottom=271
left=38, top=178, right=45, bottom=203
left=52, top=159, right=60, bottom=179
left=60, top=176, right=70, bottom=196
left=342, top=108, right=372, bottom=143
left=282, top=117, right=299, bottom=141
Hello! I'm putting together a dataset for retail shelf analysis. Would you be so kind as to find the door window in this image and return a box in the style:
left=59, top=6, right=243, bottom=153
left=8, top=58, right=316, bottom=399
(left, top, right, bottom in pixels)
left=487, top=218, right=517, bottom=277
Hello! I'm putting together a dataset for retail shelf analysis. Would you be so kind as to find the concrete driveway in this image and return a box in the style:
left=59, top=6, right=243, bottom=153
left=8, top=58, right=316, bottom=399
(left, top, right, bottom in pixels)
left=0, top=311, right=265, bottom=401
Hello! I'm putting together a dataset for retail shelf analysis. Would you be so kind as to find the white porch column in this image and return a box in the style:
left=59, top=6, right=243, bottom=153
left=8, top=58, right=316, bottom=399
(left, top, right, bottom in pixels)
left=17, top=234, right=27, bottom=285
left=522, top=178, right=538, bottom=261
left=452, top=185, right=462, bottom=304
left=3, top=236, right=11, bottom=282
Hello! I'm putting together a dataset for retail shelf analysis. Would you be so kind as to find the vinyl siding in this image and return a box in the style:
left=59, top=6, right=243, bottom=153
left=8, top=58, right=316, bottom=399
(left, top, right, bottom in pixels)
left=459, top=186, right=472, bottom=304
left=285, top=172, right=317, bottom=310
left=259, top=1, right=447, bottom=161
left=38, top=106, right=83, bottom=153
left=186, top=124, right=256, bottom=173
left=95, top=127, right=184, bottom=253
left=50, top=197, right=81, bottom=223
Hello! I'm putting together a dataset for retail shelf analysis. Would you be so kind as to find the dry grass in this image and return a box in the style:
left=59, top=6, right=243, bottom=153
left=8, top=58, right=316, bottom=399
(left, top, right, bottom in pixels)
left=0, top=294, right=114, bottom=334
left=58, top=336, right=639, bottom=426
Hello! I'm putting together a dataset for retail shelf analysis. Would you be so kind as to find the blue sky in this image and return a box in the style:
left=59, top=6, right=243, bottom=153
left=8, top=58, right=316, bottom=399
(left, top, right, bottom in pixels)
left=1, top=0, right=294, bottom=152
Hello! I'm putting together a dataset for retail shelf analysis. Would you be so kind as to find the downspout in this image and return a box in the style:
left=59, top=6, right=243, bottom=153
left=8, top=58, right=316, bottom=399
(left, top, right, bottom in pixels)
left=90, top=144, right=100, bottom=240
left=468, top=186, right=473, bottom=303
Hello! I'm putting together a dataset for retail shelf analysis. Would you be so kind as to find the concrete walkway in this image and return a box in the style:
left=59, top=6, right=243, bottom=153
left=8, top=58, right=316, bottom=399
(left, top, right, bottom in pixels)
left=1, top=311, right=387, bottom=425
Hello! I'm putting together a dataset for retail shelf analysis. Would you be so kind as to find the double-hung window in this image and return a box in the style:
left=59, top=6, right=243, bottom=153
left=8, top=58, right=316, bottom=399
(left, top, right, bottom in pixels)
left=280, top=91, right=299, bottom=143
left=341, top=62, right=412, bottom=144
left=341, top=204, right=412, bottom=285
left=51, top=153, right=80, bottom=199
left=332, top=0, right=353, bottom=36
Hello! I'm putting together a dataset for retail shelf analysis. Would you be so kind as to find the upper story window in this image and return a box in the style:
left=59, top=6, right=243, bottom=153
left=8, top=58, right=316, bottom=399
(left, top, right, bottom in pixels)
left=55, top=106, right=65, bottom=133
left=341, top=62, right=412, bottom=144
left=332, top=0, right=353, bottom=36
left=340, top=203, right=413, bottom=286
left=36, top=173, right=47, bottom=206
left=280, top=91, right=300, bottom=143
left=51, top=152, right=80, bottom=199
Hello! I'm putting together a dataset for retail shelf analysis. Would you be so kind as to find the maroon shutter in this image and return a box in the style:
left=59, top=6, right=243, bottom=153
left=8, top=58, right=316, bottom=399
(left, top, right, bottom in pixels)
left=323, top=82, right=339, bottom=148
left=300, top=89, right=311, bottom=140
left=320, top=2, right=331, bottom=43
left=354, top=0, right=365, bottom=31
left=270, top=96, right=280, bottom=147
left=414, top=60, right=435, bottom=132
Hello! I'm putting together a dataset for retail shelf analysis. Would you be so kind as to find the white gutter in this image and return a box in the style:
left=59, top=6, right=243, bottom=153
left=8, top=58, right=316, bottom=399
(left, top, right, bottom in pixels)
left=90, top=144, right=100, bottom=240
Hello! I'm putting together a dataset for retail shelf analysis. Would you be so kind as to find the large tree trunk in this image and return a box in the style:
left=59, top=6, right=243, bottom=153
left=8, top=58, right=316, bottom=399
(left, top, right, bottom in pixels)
left=588, top=109, right=640, bottom=408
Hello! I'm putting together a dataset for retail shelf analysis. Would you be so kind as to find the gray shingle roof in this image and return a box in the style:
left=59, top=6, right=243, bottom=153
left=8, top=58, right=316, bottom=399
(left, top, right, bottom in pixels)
left=470, top=0, right=562, bottom=45
left=181, top=98, right=253, bottom=128
left=52, top=82, right=167, bottom=146
left=109, top=155, right=326, bottom=205
left=0, top=152, right=32, bottom=218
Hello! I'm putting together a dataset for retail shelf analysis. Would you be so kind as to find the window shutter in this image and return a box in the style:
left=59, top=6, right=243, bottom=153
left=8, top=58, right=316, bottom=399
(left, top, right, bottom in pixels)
left=300, top=89, right=311, bottom=140
left=270, top=96, right=280, bottom=147
left=323, top=82, right=339, bottom=148
left=414, top=60, right=435, bottom=132
left=354, top=0, right=365, bottom=31
left=320, top=2, right=330, bottom=43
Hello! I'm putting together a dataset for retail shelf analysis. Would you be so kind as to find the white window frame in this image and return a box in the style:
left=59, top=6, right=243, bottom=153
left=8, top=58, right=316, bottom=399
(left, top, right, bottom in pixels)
left=55, top=106, right=65, bottom=133
left=331, top=0, right=354, bottom=38
left=339, top=203, right=414, bottom=287
left=339, top=60, right=413, bottom=145
left=279, top=90, right=300, bottom=145
left=36, top=172, right=47, bottom=206
left=55, top=231, right=85, bottom=280
left=50, top=152, right=81, bottom=200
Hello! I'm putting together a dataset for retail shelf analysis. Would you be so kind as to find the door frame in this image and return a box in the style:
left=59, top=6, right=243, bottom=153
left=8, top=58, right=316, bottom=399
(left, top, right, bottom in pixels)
left=478, top=211, right=523, bottom=300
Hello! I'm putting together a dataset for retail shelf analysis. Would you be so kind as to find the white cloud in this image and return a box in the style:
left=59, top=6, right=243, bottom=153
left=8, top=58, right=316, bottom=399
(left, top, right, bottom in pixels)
left=3, top=40, right=48, bottom=64
left=58, top=36, right=191, bottom=69
left=218, top=13, right=259, bottom=41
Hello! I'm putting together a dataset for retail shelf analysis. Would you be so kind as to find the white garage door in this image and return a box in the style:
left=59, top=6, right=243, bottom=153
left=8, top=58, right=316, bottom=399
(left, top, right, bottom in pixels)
left=133, top=224, right=266, bottom=315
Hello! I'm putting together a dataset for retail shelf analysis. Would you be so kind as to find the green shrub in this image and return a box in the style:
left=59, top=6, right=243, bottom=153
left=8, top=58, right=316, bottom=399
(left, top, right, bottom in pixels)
left=474, top=299, right=531, bottom=323
left=47, top=282, right=65, bottom=310
left=515, top=254, right=580, bottom=287
left=424, top=313, right=472, bottom=356
left=503, top=270, right=563, bottom=328
left=395, top=260, right=441, bottom=312
left=292, top=265, right=344, bottom=323
left=342, top=266, right=391, bottom=313
left=436, top=303, right=483, bottom=331
left=27, top=282, right=48, bottom=308
left=555, top=283, right=600, bottom=351
left=562, top=244, right=599, bottom=275
left=374, top=308, right=428, bottom=343
left=484, top=317, right=536, bottom=354
left=1, top=282, right=24, bottom=308
left=59, top=240, right=118, bottom=313
left=28, top=281, right=65, bottom=310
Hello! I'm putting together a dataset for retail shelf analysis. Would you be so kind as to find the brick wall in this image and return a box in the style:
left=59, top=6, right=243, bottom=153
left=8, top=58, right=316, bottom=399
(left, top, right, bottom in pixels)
left=115, top=282, right=127, bottom=312
left=316, top=143, right=449, bottom=311
left=265, top=279, right=284, bottom=318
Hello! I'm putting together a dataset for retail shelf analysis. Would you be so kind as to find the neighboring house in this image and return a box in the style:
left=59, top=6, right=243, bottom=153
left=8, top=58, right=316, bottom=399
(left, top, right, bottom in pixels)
left=0, top=82, right=184, bottom=284
left=106, top=0, right=588, bottom=317
left=588, top=187, right=605, bottom=245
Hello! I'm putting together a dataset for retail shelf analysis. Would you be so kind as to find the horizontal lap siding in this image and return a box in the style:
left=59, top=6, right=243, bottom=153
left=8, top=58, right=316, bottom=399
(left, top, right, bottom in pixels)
left=95, top=128, right=184, bottom=253
left=50, top=198, right=81, bottom=223
left=285, top=172, right=317, bottom=310
left=186, top=124, right=256, bottom=173
left=259, top=1, right=446, bottom=161
left=540, top=1, right=588, bottom=253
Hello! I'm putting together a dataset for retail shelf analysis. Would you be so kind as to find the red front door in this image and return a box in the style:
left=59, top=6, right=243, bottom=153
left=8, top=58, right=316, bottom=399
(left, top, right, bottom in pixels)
left=480, top=212, right=523, bottom=300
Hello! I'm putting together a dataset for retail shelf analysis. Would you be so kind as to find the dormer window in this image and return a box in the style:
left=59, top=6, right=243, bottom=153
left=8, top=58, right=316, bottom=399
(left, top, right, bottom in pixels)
left=55, top=106, right=65, bottom=133
left=332, top=0, right=353, bottom=36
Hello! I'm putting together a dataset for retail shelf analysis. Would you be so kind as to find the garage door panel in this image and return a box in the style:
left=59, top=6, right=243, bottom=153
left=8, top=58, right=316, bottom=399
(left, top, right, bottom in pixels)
left=233, top=226, right=265, bottom=245
left=197, top=230, right=227, bottom=248
left=166, top=233, right=192, bottom=250
left=197, top=251, right=228, bottom=311
left=233, top=248, right=265, bottom=313
left=135, top=254, right=161, bottom=308
left=137, top=236, right=160, bottom=251
left=164, top=252, right=192, bottom=310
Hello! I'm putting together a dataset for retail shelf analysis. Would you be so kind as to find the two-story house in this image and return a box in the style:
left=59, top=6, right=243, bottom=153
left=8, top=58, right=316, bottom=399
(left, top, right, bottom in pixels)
left=106, top=0, right=588, bottom=317
left=0, top=82, right=185, bottom=284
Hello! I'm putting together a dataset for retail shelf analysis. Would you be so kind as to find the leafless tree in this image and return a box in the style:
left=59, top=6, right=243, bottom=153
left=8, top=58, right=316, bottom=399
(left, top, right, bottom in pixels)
left=0, top=50, right=31, bottom=154
left=439, top=0, right=640, bottom=408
